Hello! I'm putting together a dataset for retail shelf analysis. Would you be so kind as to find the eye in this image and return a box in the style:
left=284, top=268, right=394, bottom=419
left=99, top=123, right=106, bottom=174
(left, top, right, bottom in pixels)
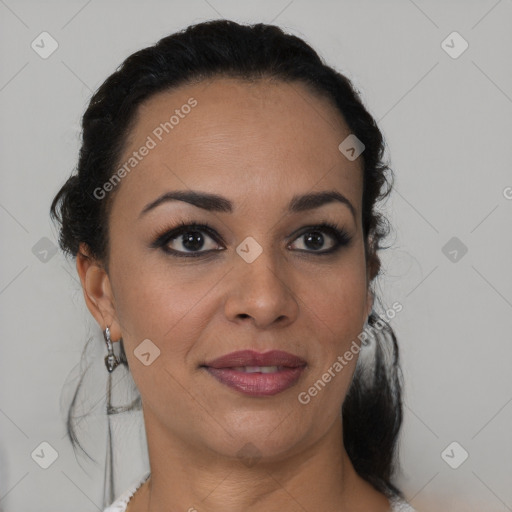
left=288, top=222, right=352, bottom=254
left=152, top=222, right=224, bottom=258
left=150, top=221, right=352, bottom=258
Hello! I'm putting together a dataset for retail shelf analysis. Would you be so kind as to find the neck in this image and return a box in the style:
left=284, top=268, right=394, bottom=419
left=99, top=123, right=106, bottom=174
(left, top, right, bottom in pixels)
left=131, top=407, right=390, bottom=512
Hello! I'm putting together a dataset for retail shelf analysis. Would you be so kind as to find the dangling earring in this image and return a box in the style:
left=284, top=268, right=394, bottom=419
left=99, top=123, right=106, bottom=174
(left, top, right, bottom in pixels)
left=103, top=326, right=121, bottom=373
left=103, top=326, right=120, bottom=506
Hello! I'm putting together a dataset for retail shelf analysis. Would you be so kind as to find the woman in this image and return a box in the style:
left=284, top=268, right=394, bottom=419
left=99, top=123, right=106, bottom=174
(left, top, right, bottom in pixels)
left=50, top=19, right=415, bottom=512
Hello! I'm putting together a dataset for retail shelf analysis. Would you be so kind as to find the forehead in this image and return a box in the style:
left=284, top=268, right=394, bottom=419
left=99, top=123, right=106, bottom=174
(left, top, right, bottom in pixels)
left=112, top=77, right=363, bottom=218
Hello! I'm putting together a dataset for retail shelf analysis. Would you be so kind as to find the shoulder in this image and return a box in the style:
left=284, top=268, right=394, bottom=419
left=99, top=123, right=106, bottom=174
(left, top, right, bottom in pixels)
left=103, top=472, right=151, bottom=512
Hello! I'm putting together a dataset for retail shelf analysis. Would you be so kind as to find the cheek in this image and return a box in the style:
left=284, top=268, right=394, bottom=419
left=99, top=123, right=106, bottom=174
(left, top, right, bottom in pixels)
left=297, top=267, right=366, bottom=407
left=300, top=259, right=368, bottom=347
left=110, top=251, right=218, bottom=357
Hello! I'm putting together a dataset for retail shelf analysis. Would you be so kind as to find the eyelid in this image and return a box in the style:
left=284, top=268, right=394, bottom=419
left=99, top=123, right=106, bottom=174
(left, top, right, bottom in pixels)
left=150, top=219, right=352, bottom=256
left=149, top=221, right=221, bottom=249
left=288, top=222, right=352, bottom=250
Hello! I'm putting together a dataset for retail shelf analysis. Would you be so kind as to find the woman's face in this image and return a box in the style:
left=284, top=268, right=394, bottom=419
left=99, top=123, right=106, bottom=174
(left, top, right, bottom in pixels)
left=89, top=77, right=372, bottom=461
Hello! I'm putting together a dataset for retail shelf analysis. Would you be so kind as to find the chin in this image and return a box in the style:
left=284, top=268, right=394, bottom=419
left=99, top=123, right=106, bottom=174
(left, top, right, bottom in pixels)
left=200, top=411, right=312, bottom=463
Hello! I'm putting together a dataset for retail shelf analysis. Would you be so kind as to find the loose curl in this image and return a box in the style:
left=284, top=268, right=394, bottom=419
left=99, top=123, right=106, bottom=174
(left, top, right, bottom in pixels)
left=50, top=19, right=403, bottom=500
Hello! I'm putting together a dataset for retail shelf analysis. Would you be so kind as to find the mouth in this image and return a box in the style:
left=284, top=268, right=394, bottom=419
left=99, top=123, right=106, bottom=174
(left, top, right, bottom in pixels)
left=201, top=350, right=307, bottom=397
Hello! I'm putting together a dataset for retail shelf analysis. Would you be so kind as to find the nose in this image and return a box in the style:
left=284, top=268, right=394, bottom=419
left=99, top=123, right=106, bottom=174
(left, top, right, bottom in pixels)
left=223, top=245, right=299, bottom=329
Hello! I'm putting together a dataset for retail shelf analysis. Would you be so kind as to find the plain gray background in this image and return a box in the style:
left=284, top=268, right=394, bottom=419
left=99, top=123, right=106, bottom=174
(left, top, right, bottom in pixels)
left=1, top=1, right=511, bottom=511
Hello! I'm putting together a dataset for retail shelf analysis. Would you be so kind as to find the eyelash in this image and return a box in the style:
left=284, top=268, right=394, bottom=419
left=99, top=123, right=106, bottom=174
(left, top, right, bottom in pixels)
left=150, top=220, right=353, bottom=258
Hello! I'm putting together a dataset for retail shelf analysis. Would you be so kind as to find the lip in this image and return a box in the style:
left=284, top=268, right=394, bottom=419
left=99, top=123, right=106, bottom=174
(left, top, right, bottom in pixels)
left=204, top=350, right=306, bottom=369
left=202, top=350, right=307, bottom=397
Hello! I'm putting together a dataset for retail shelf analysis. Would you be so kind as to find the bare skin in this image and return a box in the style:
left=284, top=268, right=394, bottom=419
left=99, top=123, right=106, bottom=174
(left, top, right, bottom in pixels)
left=76, top=77, right=391, bottom=511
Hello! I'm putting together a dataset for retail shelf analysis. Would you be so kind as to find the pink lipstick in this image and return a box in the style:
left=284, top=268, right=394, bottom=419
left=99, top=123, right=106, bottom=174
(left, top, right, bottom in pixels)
left=203, top=350, right=306, bottom=397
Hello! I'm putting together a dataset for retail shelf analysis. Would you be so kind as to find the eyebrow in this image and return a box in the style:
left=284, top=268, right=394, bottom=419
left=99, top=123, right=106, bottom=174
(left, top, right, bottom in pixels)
left=139, top=189, right=356, bottom=220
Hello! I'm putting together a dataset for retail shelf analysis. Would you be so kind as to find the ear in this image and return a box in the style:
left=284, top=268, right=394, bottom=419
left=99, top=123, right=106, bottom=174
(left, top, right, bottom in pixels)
left=75, top=243, right=122, bottom=342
